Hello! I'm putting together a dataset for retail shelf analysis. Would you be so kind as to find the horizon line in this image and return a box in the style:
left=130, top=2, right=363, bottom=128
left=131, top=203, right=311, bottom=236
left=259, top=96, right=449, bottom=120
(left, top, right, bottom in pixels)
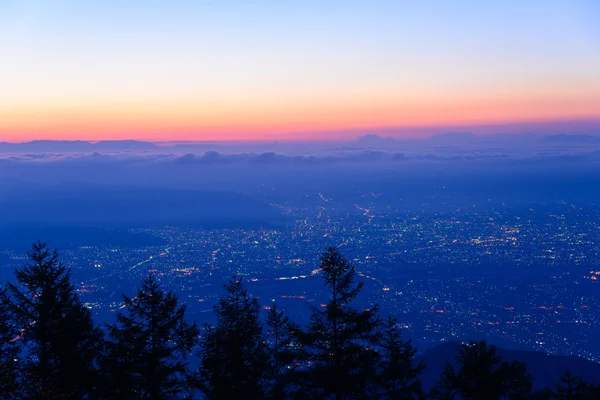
left=2, top=130, right=600, bottom=146
left=2, top=116, right=600, bottom=144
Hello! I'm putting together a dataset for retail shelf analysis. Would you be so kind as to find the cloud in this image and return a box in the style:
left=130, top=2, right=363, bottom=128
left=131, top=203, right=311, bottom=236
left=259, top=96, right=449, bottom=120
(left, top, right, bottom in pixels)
left=1, top=143, right=600, bottom=222
left=2, top=146, right=600, bottom=167
left=162, top=150, right=396, bottom=166
left=2, top=141, right=600, bottom=196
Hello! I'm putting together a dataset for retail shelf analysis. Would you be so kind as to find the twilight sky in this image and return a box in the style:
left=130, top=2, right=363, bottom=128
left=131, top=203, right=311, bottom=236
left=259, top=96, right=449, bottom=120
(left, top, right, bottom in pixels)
left=0, top=0, right=599, bottom=142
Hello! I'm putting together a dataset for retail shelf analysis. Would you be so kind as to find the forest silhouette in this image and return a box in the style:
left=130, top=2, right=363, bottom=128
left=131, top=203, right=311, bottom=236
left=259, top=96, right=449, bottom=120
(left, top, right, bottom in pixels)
left=0, top=241, right=597, bottom=399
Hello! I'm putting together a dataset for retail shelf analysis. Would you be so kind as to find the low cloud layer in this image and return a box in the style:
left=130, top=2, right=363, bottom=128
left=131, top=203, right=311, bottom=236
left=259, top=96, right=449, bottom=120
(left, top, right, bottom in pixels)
left=2, top=146, right=600, bottom=166
left=0, top=146, right=599, bottom=193
left=1, top=134, right=600, bottom=204
left=2, top=138, right=600, bottom=227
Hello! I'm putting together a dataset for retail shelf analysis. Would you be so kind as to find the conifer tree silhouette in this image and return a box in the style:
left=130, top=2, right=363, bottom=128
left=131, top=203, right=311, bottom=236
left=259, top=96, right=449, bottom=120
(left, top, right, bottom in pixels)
left=8, top=241, right=102, bottom=399
left=264, top=304, right=301, bottom=400
left=0, top=286, right=21, bottom=399
left=103, top=274, right=199, bottom=400
left=374, top=316, right=425, bottom=399
left=433, top=340, right=532, bottom=400
left=198, top=276, right=266, bottom=400
left=551, top=370, right=600, bottom=399
left=297, top=247, right=380, bottom=399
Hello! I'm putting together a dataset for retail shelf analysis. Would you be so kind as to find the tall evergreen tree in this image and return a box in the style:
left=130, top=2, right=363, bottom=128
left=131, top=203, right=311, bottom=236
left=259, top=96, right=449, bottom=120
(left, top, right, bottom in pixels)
left=101, top=317, right=146, bottom=400
left=500, top=360, right=534, bottom=399
left=551, top=370, right=600, bottom=400
left=373, top=316, right=424, bottom=400
left=0, top=286, right=21, bottom=399
left=264, top=304, right=301, bottom=400
left=197, top=276, right=266, bottom=400
left=297, top=247, right=380, bottom=400
left=103, top=274, right=199, bottom=400
left=7, top=241, right=102, bottom=399
left=432, top=340, right=532, bottom=400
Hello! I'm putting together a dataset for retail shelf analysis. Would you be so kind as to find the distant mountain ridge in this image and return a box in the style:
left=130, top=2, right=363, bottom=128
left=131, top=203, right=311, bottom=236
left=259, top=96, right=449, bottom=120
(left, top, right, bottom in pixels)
left=0, top=140, right=157, bottom=152
left=2, top=134, right=600, bottom=154
left=418, top=341, right=600, bottom=392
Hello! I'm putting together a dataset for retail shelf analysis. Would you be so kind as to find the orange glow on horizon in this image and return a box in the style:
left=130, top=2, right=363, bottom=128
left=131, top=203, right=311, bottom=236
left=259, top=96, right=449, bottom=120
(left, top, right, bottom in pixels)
left=1, top=94, right=599, bottom=142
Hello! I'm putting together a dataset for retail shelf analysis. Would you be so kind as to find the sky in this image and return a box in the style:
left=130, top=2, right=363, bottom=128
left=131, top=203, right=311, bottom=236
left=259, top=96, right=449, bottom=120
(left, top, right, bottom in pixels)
left=0, top=0, right=599, bottom=142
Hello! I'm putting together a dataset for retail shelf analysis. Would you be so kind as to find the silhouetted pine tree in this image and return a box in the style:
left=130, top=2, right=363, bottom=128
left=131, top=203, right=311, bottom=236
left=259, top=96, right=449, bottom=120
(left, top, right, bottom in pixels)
left=432, top=340, right=532, bottom=400
left=0, top=286, right=21, bottom=399
left=264, top=304, right=301, bottom=400
left=100, top=317, right=146, bottom=400
left=373, top=316, right=424, bottom=399
left=102, top=274, right=199, bottom=400
left=7, top=241, right=103, bottom=399
left=550, top=370, right=600, bottom=400
left=297, top=247, right=380, bottom=399
left=197, top=276, right=266, bottom=400
left=500, top=359, right=534, bottom=399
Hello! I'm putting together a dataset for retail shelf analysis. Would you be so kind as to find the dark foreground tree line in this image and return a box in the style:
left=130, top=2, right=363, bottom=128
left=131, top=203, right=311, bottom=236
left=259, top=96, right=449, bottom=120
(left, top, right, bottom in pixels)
left=0, top=241, right=598, bottom=399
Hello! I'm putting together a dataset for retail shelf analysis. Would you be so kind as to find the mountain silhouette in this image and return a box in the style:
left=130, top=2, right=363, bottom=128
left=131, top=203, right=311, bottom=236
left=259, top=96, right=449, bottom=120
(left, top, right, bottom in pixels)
left=418, top=341, right=600, bottom=392
left=0, top=140, right=157, bottom=153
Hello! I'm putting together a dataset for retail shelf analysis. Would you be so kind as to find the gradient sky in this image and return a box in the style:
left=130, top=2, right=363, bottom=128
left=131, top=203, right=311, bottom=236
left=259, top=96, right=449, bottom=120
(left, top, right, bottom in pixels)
left=1, top=0, right=599, bottom=142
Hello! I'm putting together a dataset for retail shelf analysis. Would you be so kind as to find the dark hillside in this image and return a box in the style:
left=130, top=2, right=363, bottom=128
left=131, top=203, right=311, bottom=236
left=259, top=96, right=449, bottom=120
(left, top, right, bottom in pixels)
left=419, top=341, right=600, bottom=392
